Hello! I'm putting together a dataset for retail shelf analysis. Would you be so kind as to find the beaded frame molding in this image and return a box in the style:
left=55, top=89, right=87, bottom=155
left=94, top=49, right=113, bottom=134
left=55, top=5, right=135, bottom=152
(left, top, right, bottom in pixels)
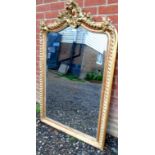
left=39, top=0, right=117, bottom=150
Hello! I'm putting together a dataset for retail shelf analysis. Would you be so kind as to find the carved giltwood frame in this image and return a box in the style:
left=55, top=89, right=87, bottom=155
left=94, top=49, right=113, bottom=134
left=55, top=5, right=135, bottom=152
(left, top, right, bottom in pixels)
left=39, top=0, right=117, bottom=150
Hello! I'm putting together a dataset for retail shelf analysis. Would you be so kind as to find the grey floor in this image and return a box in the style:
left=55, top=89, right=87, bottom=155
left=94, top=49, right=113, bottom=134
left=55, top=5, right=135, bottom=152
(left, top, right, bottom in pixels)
left=46, top=71, right=102, bottom=137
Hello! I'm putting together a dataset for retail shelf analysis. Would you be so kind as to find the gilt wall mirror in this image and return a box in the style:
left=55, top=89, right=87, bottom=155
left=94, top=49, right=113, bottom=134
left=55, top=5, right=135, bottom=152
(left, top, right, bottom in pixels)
left=39, top=0, right=117, bottom=150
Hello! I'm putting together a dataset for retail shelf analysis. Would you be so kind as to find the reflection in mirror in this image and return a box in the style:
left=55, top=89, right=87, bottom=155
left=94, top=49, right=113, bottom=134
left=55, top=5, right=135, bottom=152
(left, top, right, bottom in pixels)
left=46, top=27, right=108, bottom=137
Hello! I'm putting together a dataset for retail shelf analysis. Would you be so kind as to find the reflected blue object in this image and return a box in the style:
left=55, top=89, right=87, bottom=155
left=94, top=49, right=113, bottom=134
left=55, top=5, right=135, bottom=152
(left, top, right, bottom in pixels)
left=70, top=64, right=81, bottom=77
left=47, top=33, right=62, bottom=69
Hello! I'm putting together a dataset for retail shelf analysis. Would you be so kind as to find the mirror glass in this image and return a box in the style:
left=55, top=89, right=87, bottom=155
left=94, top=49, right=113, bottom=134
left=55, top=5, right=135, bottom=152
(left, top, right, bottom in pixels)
left=46, top=27, right=108, bottom=137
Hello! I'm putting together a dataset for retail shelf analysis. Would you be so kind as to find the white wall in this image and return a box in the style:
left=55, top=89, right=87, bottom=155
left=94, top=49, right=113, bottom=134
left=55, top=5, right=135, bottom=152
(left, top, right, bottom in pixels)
left=59, top=27, right=108, bottom=54
left=84, top=31, right=108, bottom=54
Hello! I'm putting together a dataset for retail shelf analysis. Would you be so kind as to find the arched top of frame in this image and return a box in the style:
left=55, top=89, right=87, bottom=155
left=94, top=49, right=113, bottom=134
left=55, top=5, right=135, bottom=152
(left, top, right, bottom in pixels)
left=40, top=0, right=116, bottom=34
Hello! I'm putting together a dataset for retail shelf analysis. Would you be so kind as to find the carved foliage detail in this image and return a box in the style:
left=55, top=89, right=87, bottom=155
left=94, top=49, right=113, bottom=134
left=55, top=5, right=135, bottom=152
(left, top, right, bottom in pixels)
left=40, top=0, right=115, bottom=33
left=58, top=0, right=92, bottom=28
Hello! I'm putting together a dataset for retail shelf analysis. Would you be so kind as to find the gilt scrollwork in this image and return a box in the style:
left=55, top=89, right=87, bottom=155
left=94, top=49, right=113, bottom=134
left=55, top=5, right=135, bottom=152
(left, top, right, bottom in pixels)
left=40, top=0, right=115, bottom=33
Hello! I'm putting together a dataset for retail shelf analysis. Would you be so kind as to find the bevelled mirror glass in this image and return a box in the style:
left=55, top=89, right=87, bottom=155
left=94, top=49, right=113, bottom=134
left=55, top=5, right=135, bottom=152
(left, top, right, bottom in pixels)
left=40, top=0, right=117, bottom=150
left=46, top=27, right=108, bottom=138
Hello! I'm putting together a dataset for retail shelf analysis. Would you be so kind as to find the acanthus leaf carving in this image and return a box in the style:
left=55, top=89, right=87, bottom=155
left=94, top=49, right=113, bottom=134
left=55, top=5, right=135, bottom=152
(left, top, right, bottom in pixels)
left=40, top=0, right=115, bottom=34
left=57, top=0, right=93, bottom=28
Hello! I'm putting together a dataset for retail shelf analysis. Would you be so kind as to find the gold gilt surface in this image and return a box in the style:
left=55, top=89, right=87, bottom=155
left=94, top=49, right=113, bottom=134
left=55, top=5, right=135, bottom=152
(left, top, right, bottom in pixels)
left=39, top=0, right=118, bottom=150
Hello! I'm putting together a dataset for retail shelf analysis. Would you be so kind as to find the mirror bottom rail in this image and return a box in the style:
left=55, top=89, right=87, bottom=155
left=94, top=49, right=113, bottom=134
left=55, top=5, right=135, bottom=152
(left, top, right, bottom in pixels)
left=41, top=116, right=103, bottom=150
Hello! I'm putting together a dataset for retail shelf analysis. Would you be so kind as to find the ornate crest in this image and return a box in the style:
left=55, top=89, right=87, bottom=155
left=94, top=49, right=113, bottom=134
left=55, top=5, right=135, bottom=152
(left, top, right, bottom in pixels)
left=57, top=0, right=93, bottom=28
left=40, top=0, right=115, bottom=32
